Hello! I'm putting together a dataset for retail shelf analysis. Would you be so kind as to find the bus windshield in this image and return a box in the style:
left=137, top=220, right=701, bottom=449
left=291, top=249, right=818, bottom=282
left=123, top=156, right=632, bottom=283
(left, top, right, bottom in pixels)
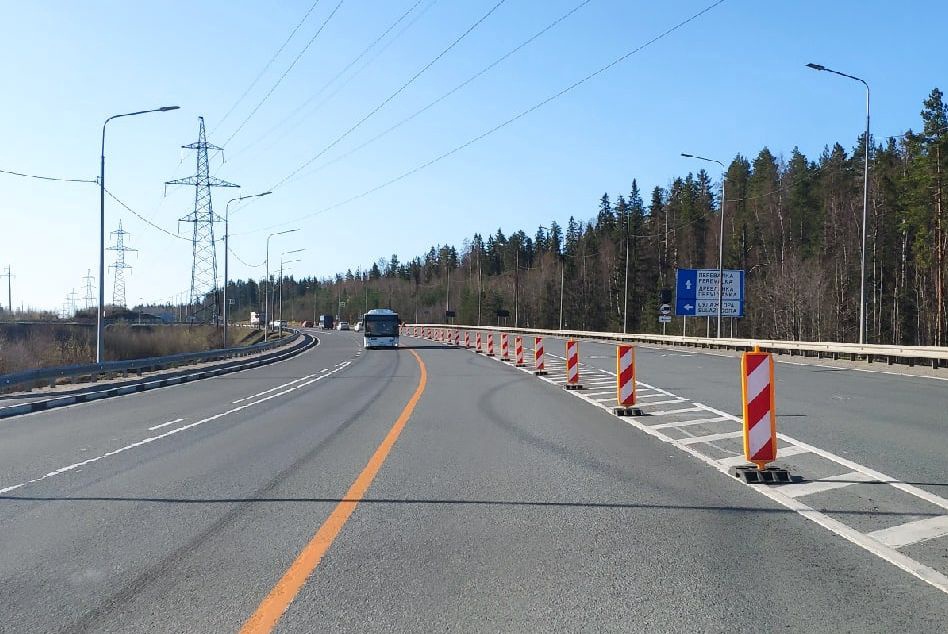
left=364, top=316, right=398, bottom=337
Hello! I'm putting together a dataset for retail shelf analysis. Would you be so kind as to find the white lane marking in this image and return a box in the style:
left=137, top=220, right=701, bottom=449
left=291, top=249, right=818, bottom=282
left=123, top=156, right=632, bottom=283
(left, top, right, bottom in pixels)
left=853, top=368, right=878, bottom=373
left=780, top=471, right=877, bottom=498
left=716, top=444, right=811, bottom=467
left=147, top=418, right=184, bottom=431
left=867, top=515, right=948, bottom=549
left=0, top=361, right=353, bottom=495
left=636, top=392, right=671, bottom=399
left=584, top=391, right=615, bottom=397
left=637, top=399, right=686, bottom=407
left=650, top=416, right=728, bottom=430
left=232, top=375, right=313, bottom=403
left=647, top=406, right=705, bottom=416
left=484, top=346, right=948, bottom=595
left=693, top=403, right=948, bottom=513
left=677, top=430, right=745, bottom=445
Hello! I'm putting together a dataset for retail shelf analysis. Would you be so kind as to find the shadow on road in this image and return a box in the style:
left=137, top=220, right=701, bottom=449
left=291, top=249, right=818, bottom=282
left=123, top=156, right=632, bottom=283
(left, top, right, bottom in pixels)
left=1, top=495, right=944, bottom=517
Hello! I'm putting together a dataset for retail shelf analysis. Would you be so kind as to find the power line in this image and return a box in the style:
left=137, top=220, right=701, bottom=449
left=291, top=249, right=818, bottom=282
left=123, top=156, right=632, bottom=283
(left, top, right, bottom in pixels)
left=267, top=0, right=509, bottom=192
left=214, top=0, right=323, bottom=132
left=241, top=0, right=727, bottom=235
left=221, top=0, right=347, bottom=148
left=288, top=0, right=594, bottom=186
left=104, top=189, right=190, bottom=241
left=228, top=0, right=429, bottom=163
left=0, top=167, right=96, bottom=183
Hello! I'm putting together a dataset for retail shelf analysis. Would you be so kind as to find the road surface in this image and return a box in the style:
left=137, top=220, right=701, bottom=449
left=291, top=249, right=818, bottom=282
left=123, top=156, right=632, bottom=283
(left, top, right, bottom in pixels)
left=1, top=327, right=946, bottom=632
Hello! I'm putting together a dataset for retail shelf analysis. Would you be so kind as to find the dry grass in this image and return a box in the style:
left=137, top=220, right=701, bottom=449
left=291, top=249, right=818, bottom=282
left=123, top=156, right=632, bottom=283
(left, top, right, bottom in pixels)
left=0, top=325, right=253, bottom=374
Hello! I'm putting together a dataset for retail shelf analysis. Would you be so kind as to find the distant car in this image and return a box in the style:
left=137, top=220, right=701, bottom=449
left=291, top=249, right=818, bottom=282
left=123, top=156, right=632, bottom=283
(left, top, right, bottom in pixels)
left=301, top=320, right=314, bottom=328
left=354, top=321, right=363, bottom=332
left=337, top=321, right=350, bottom=331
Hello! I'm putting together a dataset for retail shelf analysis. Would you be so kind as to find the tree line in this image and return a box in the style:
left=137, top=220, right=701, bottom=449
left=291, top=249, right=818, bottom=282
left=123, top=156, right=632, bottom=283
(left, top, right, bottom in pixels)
left=227, top=88, right=947, bottom=345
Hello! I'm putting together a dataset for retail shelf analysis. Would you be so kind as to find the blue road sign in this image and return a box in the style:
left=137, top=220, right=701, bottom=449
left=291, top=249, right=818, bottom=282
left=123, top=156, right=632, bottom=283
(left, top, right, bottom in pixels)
left=675, top=268, right=745, bottom=317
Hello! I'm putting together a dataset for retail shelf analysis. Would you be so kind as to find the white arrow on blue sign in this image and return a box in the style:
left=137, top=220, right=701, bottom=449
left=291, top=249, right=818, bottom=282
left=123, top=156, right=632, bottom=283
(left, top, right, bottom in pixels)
left=675, top=268, right=745, bottom=317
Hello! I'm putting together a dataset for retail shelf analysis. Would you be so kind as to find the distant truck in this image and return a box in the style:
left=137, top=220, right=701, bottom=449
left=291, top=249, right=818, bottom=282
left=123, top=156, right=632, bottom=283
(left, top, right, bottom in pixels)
left=249, top=311, right=261, bottom=326
left=318, top=314, right=334, bottom=330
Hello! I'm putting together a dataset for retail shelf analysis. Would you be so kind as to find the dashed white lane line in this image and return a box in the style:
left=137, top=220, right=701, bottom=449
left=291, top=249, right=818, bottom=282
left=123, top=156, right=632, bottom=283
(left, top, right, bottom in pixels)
left=867, top=515, right=948, bottom=549
left=147, top=418, right=184, bottom=431
left=0, top=360, right=353, bottom=495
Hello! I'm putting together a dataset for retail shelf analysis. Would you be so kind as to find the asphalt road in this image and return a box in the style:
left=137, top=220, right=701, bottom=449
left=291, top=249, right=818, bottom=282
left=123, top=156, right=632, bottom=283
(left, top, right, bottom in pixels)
left=1, top=328, right=946, bottom=632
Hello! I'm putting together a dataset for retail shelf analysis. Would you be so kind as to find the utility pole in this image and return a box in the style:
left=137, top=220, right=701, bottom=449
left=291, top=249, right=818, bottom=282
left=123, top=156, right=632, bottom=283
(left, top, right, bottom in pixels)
left=1, top=265, right=11, bottom=315
left=477, top=248, right=482, bottom=327
left=107, top=220, right=136, bottom=307
left=514, top=247, right=519, bottom=328
left=165, top=116, right=239, bottom=323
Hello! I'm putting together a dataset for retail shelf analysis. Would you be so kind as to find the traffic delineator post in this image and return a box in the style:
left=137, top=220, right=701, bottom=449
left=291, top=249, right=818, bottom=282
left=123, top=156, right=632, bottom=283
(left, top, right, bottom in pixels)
left=534, top=337, right=547, bottom=375
left=475, top=332, right=483, bottom=353
left=515, top=336, right=525, bottom=366
left=613, top=345, right=642, bottom=416
left=486, top=333, right=495, bottom=356
left=464, top=331, right=471, bottom=349
left=501, top=333, right=510, bottom=361
left=454, top=330, right=460, bottom=346
left=741, top=349, right=777, bottom=470
left=564, top=339, right=583, bottom=390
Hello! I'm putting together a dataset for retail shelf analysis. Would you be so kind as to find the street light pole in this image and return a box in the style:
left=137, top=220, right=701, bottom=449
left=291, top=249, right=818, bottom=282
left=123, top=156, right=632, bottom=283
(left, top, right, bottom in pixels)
left=97, top=106, right=179, bottom=363
left=279, top=250, right=304, bottom=337
left=682, top=153, right=727, bottom=337
left=264, top=229, right=298, bottom=341
left=807, top=62, right=870, bottom=345
left=223, top=191, right=270, bottom=347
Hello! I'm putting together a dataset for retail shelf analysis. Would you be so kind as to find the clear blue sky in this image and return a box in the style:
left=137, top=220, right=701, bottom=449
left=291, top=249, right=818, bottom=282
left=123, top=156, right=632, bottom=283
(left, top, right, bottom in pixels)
left=1, top=0, right=943, bottom=311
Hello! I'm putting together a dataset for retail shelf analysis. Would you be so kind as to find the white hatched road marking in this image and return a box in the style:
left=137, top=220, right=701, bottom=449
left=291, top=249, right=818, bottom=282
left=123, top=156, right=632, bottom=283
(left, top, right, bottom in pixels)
left=867, top=515, right=948, bottom=549
left=717, top=444, right=810, bottom=467
left=678, top=430, right=745, bottom=445
left=650, top=416, right=728, bottom=430
left=465, top=341, right=948, bottom=595
left=780, top=471, right=877, bottom=498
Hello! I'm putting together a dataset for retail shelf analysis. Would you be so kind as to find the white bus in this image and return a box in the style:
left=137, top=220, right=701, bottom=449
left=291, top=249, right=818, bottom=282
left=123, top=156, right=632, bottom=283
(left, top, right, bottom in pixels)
left=363, top=308, right=400, bottom=349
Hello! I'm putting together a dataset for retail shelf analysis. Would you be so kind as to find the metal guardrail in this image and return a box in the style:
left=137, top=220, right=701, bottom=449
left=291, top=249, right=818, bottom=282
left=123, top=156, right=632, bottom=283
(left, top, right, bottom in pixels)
left=0, top=330, right=302, bottom=393
left=405, top=324, right=948, bottom=366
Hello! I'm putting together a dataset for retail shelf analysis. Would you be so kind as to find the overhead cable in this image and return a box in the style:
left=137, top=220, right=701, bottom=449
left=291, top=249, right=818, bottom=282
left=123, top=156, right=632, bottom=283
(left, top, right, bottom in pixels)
left=215, top=0, right=324, bottom=132
left=241, top=0, right=728, bottom=235
left=222, top=0, right=347, bottom=148
left=267, top=0, right=509, bottom=192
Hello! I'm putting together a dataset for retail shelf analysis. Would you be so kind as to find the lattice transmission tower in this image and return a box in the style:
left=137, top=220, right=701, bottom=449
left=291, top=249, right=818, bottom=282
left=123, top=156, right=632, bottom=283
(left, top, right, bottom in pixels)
left=166, top=116, right=238, bottom=323
left=82, top=269, right=96, bottom=309
left=107, top=220, right=136, bottom=307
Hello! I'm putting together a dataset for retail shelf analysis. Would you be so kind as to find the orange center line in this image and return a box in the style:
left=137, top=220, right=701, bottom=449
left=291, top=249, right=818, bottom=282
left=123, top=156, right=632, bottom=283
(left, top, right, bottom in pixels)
left=240, top=349, right=428, bottom=633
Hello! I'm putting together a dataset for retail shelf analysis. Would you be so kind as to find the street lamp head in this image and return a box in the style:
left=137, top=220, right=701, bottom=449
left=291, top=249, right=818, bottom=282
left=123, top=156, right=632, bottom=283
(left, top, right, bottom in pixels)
left=806, top=63, right=826, bottom=71
left=158, top=106, right=180, bottom=112
left=680, top=153, right=694, bottom=158
left=258, top=191, right=272, bottom=197
left=277, top=228, right=298, bottom=236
